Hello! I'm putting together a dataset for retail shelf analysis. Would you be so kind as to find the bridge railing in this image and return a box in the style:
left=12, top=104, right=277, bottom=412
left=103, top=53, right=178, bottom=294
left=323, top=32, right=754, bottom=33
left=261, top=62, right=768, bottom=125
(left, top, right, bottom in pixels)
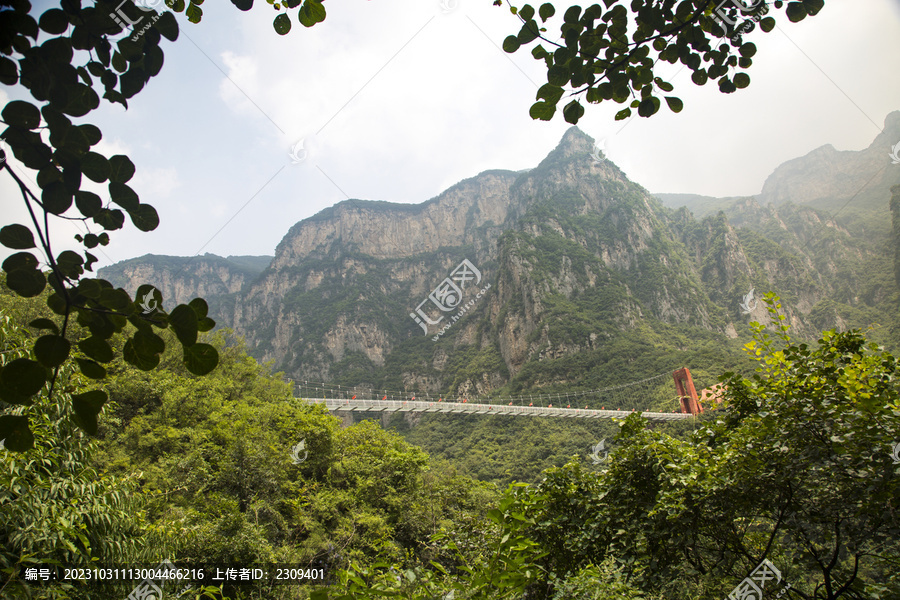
left=302, top=397, right=692, bottom=421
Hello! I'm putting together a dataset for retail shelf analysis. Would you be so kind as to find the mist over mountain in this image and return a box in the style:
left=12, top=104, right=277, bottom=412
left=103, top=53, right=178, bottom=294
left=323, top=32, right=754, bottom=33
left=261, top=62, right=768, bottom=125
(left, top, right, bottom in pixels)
left=101, top=114, right=900, bottom=399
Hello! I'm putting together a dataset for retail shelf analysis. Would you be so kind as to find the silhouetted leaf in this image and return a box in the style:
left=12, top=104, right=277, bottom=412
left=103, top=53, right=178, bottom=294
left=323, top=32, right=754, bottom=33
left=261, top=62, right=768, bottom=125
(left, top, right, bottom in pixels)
left=0, top=224, right=36, bottom=250
left=664, top=96, right=683, bottom=113
left=74, top=191, right=103, bottom=218
left=124, top=339, right=161, bottom=370
left=0, top=415, right=34, bottom=451
left=5, top=264, right=46, bottom=298
left=71, top=389, right=107, bottom=435
left=81, top=151, right=110, bottom=182
left=128, top=204, right=159, bottom=232
left=0, top=358, right=47, bottom=404
left=1, top=100, right=41, bottom=129
left=155, top=11, right=179, bottom=40
left=34, top=334, right=71, bottom=368
left=93, top=208, right=125, bottom=230
left=562, top=100, right=584, bottom=124
left=39, top=9, right=69, bottom=34
left=41, top=181, right=73, bottom=215
left=108, top=154, right=135, bottom=183
left=168, top=304, right=198, bottom=346
left=183, top=342, right=218, bottom=375
left=529, top=101, right=556, bottom=121
left=298, top=0, right=326, bottom=27
left=78, top=336, right=114, bottom=363
left=75, top=358, right=107, bottom=379
left=502, top=35, right=520, bottom=53
left=274, top=13, right=291, bottom=35
left=29, top=318, right=59, bottom=334
left=538, top=3, right=555, bottom=21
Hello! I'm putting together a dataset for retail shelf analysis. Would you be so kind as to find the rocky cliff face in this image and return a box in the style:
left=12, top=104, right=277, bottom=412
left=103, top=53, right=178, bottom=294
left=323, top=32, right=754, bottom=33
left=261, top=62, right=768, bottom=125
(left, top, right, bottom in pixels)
left=100, top=254, right=271, bottom=326
left=758, top=111, right=900, bottom=235
left=101, top=124, right=900, bottom=395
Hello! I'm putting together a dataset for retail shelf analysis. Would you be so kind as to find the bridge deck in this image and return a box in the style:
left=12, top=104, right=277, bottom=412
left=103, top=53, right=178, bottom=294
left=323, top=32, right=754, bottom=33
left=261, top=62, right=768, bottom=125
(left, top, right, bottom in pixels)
left=302, top=398, right=692, bottom=421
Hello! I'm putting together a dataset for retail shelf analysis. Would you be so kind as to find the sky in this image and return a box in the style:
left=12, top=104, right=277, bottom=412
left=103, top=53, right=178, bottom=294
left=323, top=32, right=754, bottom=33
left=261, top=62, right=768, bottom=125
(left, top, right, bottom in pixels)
left=2, top=0, right=900, bottom=267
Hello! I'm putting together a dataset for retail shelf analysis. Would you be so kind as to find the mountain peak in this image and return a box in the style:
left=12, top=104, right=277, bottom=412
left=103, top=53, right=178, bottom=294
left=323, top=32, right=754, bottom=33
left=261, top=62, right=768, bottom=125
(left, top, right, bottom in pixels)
left=556, top=127, right=595, bottom=157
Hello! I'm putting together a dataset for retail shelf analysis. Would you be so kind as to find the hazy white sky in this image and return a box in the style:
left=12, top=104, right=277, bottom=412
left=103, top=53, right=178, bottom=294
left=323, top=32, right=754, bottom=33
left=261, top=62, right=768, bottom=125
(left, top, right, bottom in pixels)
left=2, top=0, right=899, bottom=266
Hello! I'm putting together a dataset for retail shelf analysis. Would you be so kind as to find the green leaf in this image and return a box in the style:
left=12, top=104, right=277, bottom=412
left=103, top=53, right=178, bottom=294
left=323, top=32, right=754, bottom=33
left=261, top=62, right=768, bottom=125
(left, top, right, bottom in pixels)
left=75, top=191, right=103, bottom=218
left=536, top=83, right=564, bottom=104
left=189, top=297, right=209, bottom=319
left=109, top=182, right=139, bottom=211
left=59, top=83, right=100, bottom=117
left=75, top=358, right=107, bottom=379
left=760, top=16, right=775, bottom=32
left=168, top=304, right=199, bottom=346
left=71, top=390, right=107, bottom=435
left=124, top=339, right=161, bottom=370
left=273, top=13, right=291, bottom=35
left=28, top=318, right=59, bottom=334
left=78, top=336, right=114, bottom=363
left=47, top=293, right=67, bottom=315
left=2, top=100, right=41, bottom=129
left=155, top=11, right=179, bottom=41
left=185, top=2, right=203, bottom=22
left=231, top=0, right=253, bottom=10
left=183, top=342, right=218, bottom=375
left=562, top=100, right=584, bottom=124
left=298, top=0, right=326, bottom=27
left=502, top=35, right=520, bottom=53
left=108, top=155, right=135, bottom=183
left=93, top=208, right=126, bottom=231
left=0, top=415, right=34, bottom=452
left=785, top=2, right=807, bottom=22
left=0, top=224, right=36, bottom=250
left=664, top=96, right=683, bottom=113
left=77, top=278, right=103, bottom=299
left=81, top=152, right=110, bottom=183
left=55, top=250, right=84, bottom=279
left=2, top=251, right=39, bottom=273
left=41, top=181, right=73, bottom=215
left=79, top=124, right=102, bottom=146
left=5, top=265, right=47, bottom=298
left=538, top=3, right=555, bottom=21
left=34, top=335, right=71, bottom=368
left=0, top=56, right=18, bottom=86
left=529, top=101, right=556, bottom=121
left=517, top=20, right=539, bottom=44
left=0, top=358, right=48, bottom=404
left=638, top=96, right=660, bottom=117
left=739, top=42, right=757, bottom=58
left=134, top=329, right=165, bottom=355
left=733, top=72, right=750, bottom=88
left=39, top=9, right=69, bottom=34
left=801, top=0, right=824, bottom=15
left=129, top=204, right=159, bottom=232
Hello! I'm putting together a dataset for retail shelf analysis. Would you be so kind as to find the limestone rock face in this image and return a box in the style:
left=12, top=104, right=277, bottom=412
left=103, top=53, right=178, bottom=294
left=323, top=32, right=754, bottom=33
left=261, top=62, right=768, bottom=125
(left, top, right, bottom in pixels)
left=101, top=123, right=900, bottom=394
left=759, top=111, right=900, bottom=207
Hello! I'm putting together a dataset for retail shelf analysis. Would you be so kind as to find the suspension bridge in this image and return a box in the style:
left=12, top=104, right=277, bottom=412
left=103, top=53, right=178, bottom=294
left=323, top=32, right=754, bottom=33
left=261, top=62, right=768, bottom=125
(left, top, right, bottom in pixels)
left=296, top=368, right=716, bottom=422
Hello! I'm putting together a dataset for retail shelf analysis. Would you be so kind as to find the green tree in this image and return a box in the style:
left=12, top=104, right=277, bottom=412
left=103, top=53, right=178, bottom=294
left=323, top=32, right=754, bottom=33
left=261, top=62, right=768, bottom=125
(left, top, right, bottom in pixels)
left=1, top=0, right=218, bottom=450
left=427, top=295, right=899, bottom=599
left=501, top=0, right=826, bottom=123
left=0, top=310, right=158, bottom=599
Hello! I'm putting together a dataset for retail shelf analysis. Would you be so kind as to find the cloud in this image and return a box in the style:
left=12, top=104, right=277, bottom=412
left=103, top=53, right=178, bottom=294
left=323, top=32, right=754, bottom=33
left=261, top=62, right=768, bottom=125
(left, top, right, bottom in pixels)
left=132, top=166, right=182, bottom=200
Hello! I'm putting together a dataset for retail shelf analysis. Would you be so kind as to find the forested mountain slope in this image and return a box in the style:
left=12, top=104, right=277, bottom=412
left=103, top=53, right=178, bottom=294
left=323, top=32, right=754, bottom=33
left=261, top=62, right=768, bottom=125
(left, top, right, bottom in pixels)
left=103, top=122, right=900, bottom=400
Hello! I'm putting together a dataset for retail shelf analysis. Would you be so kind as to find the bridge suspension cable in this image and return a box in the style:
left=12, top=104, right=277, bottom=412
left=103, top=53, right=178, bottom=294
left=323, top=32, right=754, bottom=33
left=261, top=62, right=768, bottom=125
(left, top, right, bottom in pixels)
left=293, top=369, right=689, bottom=413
